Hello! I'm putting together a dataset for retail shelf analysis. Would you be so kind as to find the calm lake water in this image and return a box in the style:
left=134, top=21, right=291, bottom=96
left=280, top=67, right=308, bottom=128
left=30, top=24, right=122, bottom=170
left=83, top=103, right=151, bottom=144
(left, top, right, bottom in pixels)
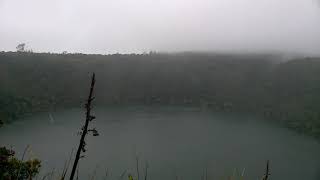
left=1, top=106, right=320, bottom=180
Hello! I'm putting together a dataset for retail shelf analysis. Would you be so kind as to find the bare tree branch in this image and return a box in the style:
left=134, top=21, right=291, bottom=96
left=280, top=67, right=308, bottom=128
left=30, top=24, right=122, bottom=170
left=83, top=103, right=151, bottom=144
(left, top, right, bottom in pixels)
left=69, top=73, right=98, bottom=180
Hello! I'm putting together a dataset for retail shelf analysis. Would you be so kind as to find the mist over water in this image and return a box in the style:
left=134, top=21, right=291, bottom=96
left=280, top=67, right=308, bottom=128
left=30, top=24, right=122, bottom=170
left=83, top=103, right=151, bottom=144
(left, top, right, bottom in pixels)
left=1, top=106, right=319, bottom=180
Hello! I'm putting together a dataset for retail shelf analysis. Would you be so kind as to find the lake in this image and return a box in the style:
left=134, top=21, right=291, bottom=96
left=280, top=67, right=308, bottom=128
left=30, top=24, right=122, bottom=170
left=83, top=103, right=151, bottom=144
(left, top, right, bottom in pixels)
left=1, top=106, right=320, bottom=180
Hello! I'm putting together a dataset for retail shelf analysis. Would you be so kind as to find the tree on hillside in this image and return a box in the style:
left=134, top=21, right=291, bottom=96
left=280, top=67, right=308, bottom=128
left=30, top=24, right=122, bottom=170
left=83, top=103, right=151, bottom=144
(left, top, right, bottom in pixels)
left=16, top=43, right=26, bottom=52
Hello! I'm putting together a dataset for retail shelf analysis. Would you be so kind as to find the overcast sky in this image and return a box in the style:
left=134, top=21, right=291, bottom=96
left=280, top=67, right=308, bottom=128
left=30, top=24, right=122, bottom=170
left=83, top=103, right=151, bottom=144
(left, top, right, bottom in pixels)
left=0, top=0, right=319, bottom=54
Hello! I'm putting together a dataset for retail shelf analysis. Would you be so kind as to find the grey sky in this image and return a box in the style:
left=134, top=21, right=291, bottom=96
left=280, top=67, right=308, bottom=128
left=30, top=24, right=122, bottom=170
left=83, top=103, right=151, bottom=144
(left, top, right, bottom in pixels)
left=0, top=0, right=319, bottom=54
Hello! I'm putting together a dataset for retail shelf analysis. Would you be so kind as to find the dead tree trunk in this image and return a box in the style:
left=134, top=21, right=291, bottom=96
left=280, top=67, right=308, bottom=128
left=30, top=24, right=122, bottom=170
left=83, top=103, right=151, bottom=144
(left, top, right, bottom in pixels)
left=69, top=73, right=97, bottom=180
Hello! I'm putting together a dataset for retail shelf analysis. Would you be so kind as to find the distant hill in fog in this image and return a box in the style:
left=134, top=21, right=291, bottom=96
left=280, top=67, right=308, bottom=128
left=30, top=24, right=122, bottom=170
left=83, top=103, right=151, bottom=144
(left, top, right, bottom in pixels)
left=0, top=52, right=320, bottom=138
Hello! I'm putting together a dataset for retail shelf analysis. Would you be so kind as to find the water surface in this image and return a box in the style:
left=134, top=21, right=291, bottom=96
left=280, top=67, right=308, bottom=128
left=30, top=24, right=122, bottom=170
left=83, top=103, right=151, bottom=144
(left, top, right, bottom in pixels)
left=1, top=106, right=319, bottom=180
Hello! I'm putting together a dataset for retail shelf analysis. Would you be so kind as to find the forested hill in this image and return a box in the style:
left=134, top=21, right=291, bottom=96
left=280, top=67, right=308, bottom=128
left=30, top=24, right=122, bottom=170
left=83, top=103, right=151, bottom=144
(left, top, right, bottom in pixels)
left=1, top=52, right=320, bottom=138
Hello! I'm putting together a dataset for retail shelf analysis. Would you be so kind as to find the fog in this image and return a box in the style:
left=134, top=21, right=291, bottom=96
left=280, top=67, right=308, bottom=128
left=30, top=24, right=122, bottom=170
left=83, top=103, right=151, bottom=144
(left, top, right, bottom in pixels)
left=0, top=0, right=320, bottom=54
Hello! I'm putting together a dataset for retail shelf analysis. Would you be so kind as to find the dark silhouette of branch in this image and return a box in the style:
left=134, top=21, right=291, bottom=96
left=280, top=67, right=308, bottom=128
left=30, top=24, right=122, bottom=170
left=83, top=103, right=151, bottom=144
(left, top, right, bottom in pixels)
left=16, top=145, right=30, bottom=179
left=61, top=149, right=74, bottom=180
left=263, top=160, right=270, bottom=180
left=69, top=73, right=98, bottom=180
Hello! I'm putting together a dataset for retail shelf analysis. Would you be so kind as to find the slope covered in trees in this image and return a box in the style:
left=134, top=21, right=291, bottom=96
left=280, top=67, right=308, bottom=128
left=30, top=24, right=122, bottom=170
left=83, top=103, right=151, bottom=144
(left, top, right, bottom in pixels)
left=0, top=52, right=319, bottom=138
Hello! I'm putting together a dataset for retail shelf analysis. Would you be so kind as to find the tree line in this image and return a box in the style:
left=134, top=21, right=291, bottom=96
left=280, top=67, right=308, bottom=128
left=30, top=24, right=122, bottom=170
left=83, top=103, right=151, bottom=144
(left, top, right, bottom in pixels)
left=0, top=52, right=319, bottom=138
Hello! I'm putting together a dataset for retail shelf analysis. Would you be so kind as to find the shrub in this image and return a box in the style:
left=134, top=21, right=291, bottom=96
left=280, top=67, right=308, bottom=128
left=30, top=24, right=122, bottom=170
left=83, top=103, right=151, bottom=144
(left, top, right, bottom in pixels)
left=0, top=147, right=41, bottom=180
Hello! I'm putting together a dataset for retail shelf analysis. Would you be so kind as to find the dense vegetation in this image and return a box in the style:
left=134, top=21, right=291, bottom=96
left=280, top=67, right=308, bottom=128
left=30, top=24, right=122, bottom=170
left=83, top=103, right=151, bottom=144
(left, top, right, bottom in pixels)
left=0, top=146, right=41, bottom=179
left=1, top=51, right=320, bottom=139
left=0, top=116, right=41, bottom=179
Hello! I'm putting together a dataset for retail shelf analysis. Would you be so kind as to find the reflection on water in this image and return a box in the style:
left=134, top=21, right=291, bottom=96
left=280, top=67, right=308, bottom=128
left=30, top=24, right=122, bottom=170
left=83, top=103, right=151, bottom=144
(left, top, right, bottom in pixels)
left=0, top=106, right=319, bottom=180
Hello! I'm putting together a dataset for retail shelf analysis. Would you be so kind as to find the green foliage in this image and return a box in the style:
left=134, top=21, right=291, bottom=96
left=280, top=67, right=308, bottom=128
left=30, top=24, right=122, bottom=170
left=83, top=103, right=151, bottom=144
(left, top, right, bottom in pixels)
left=0, top=147, right=41, bottom=180
left=0, top=93, right=32, bottom=124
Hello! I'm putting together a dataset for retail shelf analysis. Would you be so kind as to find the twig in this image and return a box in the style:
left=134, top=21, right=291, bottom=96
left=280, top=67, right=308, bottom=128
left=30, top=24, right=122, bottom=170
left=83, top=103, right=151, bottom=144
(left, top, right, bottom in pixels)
left=61, top=149, right=74, bottom=180
left=49, top=168, right=55, bottom=180
left=17, top=145, right=30, bottom=179
left=41, top=172, right=52, bottom=180
left=119, top=169, right=127, bottom=180
left=263, top=160, right=270, bottom=180
left=241, top=168, right=246, bottom=177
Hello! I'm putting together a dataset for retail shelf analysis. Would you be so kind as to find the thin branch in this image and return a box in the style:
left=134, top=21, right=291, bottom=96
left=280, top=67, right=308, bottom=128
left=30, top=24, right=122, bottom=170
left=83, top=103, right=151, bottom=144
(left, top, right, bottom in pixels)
left=41, top=172, right=51, bottom=180
left=17, top=145, right=30, bottom=179
left=69, top=73, right=97, bottom=180
left=61, top=149, right=74, bottom=180
left=263, top=160, right=270, bottom=180
left=119, top=169, right=127, bottom=180
left=48, top=168, right=55, bottom=180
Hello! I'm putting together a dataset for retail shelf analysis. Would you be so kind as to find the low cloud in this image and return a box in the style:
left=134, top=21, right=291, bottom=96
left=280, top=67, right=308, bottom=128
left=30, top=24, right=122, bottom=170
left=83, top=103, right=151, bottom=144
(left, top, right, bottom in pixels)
left=0, top=0, right=319, bottom=55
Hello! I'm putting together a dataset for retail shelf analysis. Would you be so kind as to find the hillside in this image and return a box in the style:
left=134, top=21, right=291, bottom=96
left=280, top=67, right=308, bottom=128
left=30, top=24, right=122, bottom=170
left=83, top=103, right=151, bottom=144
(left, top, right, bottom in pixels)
left=1, top=52, right=320, bottom=138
